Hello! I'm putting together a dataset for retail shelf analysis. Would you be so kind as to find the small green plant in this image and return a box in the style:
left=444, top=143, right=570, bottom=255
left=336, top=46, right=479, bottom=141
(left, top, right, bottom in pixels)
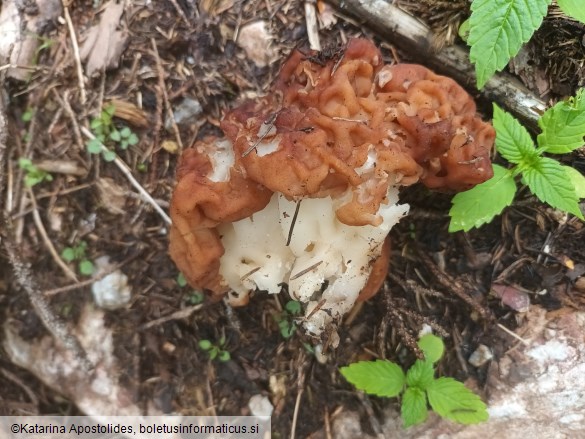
left=450, top=90, right=585, bottom=232
left=18, top=158, right=53, bottom=187
left=61, top=240, right=95, bottom=276
left=176, top=273, right=205, bottom=305
left=340, top=334, right=488, bottom=428
left=199, top=334, right=231, bottom=362
left=86, top=104, right=139, bottom=162
left=464, top=0, right=585, bottom=89
left=274, top=300, right=302, bottom=339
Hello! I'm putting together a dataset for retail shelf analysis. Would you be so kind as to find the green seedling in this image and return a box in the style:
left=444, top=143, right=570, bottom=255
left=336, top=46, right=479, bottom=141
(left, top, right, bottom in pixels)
left=18, top=158, right=53, bottom=187
left=340, top=334, right=488, bottom=428
left=61, top=240, right=94, bottom=276
left=465, top=0, right=585, bottom=89
left=86, top=104, right=139, bottom=162
left=275, top=300, right=302, bottom=339
left=199, top=334, right=231, bottom=362
left=177, top=273, right=205, bottom=305
left=450, top=91, right=585, bottom=232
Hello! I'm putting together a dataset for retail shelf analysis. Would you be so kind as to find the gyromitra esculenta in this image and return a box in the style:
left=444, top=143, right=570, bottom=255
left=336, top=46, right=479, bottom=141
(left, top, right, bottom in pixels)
left=169, top=38, right=495, bottom=339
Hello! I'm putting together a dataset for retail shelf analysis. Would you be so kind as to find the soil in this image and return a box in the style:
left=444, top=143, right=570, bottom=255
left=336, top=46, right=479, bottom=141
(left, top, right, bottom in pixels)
left=1, top=1, right=585, bottom=438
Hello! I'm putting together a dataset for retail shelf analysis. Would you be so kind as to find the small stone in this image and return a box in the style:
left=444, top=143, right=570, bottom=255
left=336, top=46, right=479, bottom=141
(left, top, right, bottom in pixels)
left=469, top=344, right=493, bottom=367
left=91, top=256, right=132, bottom=310
left=248, top=394, right=273, bottom=417
left=236, top=21, right=277, bottom=67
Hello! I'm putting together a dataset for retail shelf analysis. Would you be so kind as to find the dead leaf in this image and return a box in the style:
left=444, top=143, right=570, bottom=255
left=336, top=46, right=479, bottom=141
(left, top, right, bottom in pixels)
left=110, top=99, right=149, bottom=128
left=161, top=140, right=179, bottom=154
left=97, top=177, right=126, bottom=215
left=80, top=1, right=129, bottom=77
left=200, top=0, right=234, bottom=16
left=237, top=21, right=278, bottom=68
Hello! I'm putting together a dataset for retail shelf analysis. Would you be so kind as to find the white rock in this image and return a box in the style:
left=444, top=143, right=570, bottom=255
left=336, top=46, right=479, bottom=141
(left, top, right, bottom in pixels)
left=236, top=21, right=278, bottom=67
left=248, top=394, right=273, bottom=417
left=91, top=256, right=131, bottom=310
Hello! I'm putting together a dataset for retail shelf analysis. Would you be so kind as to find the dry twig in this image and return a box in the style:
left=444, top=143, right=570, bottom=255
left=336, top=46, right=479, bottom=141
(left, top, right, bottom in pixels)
left=28, top=188, right=79, bottom=282
left=63, top=3, right=87, bottom=104
left=80, top=126, right=172, bottom=225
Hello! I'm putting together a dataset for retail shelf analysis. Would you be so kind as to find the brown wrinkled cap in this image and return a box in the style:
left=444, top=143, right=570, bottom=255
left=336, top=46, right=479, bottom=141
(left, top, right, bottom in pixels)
left=169, top=38, right=495, bottom=300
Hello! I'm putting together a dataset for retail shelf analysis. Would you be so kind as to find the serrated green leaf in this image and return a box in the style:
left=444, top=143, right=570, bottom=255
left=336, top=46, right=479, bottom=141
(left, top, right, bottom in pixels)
left=557, top=0, right=585, bottom=24
left=340, top=360, right=405, bottom=398
left=418, top=334, right=445, bottom=364
left=562, top=166, right=585, bottom=199
left=468, top=0, right=551, bottom=89
left=521, top=156, right=584, bottom=219
left=427, top=377, right=489, bottom=424
left=449, top=164, right=517, bottom=232
left=406, top=360, right=435, bottom=390
left=401, top=387, right=428, bottom=428
left=537, top=89, right=585, bottom=153
left=493, top=104, right=539, bottom=166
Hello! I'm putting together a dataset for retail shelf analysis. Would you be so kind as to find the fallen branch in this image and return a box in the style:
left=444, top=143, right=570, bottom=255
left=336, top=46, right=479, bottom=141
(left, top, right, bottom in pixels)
left=327, top=0, right=546, bottom=131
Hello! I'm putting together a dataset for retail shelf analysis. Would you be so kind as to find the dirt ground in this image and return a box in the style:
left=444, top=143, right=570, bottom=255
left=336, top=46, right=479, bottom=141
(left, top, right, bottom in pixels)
left=1, top=1, right=585, bottom=438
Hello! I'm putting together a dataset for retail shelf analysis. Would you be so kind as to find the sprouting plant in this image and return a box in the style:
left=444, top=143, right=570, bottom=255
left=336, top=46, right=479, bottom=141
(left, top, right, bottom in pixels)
left=274, top=300, right=302, bottom=339
left=199, top=334, right=231, bottom=362
left=340, top=334, right=488, bottom=428
left=450, top=89, right=585, bottom=232
left=18, top=158, right=53, bottom=187
left=61, top=240, right=95, bottom=276
left=177, top=273, right=205, bottom=305
left=463, top=0, right=585, bottom=89
left=86, top=104, right=139, bottom=161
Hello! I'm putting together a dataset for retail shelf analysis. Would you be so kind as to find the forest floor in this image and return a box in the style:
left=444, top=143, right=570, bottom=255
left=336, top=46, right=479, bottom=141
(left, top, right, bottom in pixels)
left=1, top=1, right=585, bottom=438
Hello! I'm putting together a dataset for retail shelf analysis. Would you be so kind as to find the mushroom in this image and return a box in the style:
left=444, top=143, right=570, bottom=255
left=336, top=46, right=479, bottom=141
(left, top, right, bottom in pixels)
left=169, top=38, right=495, bottom=340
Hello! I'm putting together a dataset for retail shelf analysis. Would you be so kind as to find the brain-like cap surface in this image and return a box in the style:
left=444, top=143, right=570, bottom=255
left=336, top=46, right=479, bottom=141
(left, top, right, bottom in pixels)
left=169, top=38, right=495, bottom=300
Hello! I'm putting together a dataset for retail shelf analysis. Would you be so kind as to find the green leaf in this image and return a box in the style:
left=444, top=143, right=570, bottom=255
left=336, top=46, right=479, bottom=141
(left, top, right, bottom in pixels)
left=110, top=130, right=121, bottom=142
left=86, top=139, right=103, bottom=154
left=285, top=300, right=302, bottom=315
left=401, top=387, right=428, bottom=428
left=177, top=272, right=187, bottom=287
left=127, top=133, right=139, bottom=146
left=406, top=360, right=435, bottom=390
left=61, top=248, right=76, bottom=262
left=90, top=118, right=103, bottom=130
left=218, top=350, right=231, bottom=362
left=340, top=360, right=406, bottom=398
left=449, top=164, right=517, bottom=232
left=22, top=109, right=34, bottom=122
left=557, top=0, right=585, bottom=24
left=120, top=127, right=132, bottom=137
left=278, top=319, right=295, bottom=339
left=458, top=18, right=470, bottom=43
left=493, top=104, right=539, bottom=166
left=198, top=340, right=212, bottom=350
left=209, top=348, right=218, bottom=360
left=468, top=0, right=551, bottom=89
left=78, top=260, right=94, bottom=276
left=562, top=166, right=585, bottom=199
left=521, top=156, right=584, bottom=219
left=427, top=377, right=489, bottom=424
left=102, top=150, right=117, bottom=162
left=418, top=334, right=445, bottom=364
left=18, top=158, right=33, bottom=169
left=537, top=88, right=585, bottom=153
